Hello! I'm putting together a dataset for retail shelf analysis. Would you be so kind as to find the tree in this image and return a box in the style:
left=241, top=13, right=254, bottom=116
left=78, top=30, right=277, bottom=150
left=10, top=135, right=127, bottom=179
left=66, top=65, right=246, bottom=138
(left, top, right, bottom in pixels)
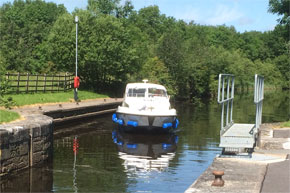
left=0, top=0, right=67, bottom=73
left=42, top=13, right=75, bottom=73
left=272, top=54, right=290, bottom=88
left=140, top=57, right=176, bottom=95
left=88, top=0, right=119, bottom=15
left=157, top=29, right=187, bottom=97
left=268, top=0, right=289, bottom=41
left=268, top=0, right=290, bottom=88
left=129, top=6, right=169, bottom=42
left=239, top=31, right=270, bottom=61
left=87, top=0, right=134, bottom=18
left=116, top=0, right=134, bottom=18
left=45, top=10, right=146, bottom=91
left=268, top=0, right=290, bottom=25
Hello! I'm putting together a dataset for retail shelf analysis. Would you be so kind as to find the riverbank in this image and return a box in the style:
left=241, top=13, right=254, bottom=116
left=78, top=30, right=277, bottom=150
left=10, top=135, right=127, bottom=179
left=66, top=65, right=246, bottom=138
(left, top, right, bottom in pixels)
left=0, top=90, right=109, bottom=123
left=185, top=123, right=290, bottom=193
left=0, top=98, right=122, bottom=177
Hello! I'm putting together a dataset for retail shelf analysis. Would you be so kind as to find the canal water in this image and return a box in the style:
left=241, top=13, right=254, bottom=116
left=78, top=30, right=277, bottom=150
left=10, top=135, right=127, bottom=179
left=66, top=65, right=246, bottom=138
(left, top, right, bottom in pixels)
left=1, top=91, right=289, bottom=192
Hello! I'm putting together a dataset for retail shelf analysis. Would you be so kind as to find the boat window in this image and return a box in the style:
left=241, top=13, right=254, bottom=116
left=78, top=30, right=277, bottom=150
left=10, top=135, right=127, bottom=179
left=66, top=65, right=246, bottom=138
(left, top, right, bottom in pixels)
left=148, top=88, right=167, bottom=97
left=127, top=88, right=146, bottom=97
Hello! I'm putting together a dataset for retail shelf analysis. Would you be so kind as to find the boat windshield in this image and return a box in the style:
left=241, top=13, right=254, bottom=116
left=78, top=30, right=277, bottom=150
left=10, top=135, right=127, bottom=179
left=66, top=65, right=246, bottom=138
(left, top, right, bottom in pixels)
left=127, top=88, right=146, bottom=97
left=148, top=88, right=167, bottom=97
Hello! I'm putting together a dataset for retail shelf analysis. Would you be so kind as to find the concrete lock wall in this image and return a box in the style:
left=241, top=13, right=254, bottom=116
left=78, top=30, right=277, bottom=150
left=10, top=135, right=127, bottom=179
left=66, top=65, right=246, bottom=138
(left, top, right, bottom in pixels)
left=0, top=114, right=53, bottom=177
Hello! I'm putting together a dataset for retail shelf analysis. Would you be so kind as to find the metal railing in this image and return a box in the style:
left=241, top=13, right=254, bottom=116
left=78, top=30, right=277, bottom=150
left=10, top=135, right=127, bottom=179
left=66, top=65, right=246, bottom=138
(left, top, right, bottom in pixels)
left=254, top=74, right=264, bottom=132
left=217, top=74, right=235, bottom=134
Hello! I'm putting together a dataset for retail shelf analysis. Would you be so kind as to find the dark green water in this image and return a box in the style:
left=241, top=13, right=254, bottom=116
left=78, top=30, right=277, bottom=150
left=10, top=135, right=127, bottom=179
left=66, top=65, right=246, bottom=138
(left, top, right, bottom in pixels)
left=1, top=91, right=289, bottom=192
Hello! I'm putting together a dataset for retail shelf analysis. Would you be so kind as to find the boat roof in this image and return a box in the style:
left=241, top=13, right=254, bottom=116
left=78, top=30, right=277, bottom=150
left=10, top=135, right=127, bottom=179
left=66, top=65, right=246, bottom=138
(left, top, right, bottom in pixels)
left=126, top=82, right=166, bottom=90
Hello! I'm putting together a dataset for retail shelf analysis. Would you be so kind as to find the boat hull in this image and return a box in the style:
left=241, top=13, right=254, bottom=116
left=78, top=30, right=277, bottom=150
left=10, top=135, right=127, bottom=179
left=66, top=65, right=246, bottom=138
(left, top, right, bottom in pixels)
left=113, top=113, right=178, bottom=131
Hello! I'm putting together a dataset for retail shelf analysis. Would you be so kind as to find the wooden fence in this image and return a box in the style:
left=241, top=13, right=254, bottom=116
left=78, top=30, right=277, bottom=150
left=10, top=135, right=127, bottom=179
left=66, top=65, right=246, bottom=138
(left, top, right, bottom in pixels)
left=5, top=72, right=74, bottom=93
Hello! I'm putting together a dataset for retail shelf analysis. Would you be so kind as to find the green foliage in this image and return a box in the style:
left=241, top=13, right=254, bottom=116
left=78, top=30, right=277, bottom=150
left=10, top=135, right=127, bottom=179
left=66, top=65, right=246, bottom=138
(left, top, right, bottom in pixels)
left=43, top=12, right=75, bottom=73
left=0, top=0, right=288, bottom=103
left=45, top=10, right=146, bottom=90
left=88, top=0, right=119, bottom=15
left=272, top=54, right=290, bottom=88
left=0, top=68, right=16, bottom=109
left=0, top=0, right=67, bottom=73
left=268, top=0, right=290, bottom=25
left=140, top=57, right=176, bottom=95
left=87, top=0, right=134, bottom=18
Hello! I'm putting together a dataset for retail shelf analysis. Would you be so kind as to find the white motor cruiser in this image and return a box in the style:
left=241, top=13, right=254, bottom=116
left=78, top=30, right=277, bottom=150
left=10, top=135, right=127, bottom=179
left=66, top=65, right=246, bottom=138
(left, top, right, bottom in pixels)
left=112, top=80, right=179, bottom=130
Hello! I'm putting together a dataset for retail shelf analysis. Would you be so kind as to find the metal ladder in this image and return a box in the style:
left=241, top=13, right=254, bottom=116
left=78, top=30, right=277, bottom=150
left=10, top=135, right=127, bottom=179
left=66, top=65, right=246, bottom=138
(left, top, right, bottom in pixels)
left=217, top=74, right=264, bottom=153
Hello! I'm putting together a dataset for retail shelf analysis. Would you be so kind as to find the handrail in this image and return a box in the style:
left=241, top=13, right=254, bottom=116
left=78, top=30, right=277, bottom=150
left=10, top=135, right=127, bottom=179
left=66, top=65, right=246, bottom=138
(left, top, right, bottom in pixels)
left=217, top=74, right=235, bottom=134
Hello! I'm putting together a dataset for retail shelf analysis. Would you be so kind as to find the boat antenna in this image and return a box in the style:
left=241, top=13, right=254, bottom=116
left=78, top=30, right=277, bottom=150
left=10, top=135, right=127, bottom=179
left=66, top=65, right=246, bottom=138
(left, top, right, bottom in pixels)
left=142, top=79, right=148, bottom=83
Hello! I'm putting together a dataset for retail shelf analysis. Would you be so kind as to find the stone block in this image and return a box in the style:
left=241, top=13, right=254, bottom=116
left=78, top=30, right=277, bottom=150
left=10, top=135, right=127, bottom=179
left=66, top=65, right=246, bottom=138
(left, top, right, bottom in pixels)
left=41, top=123, right=53, bottom=136
left=42, top=154, right=49, bottom=161
left=19, top=155, right=29, bottom=165
left=32, top=140, right=43, bottom=153
left=17, top=128, right=30, bottom=142
left=0, top=130, right=9, bottom=146
left=31, top=151, right=43, bottom=165
left=32, top=136, right=42, bottom=142
left=43, top=141, right=51, bottom=151
left=1, top=165, right=10, bottom=173
left=29, top=124, right=41, bottom=138
left=7, top=132, right=20, bottom=144
left=17, top=161, right=28, bottom=170
left=273, top=129, right=290, bottom=138
left=0, top=148, right=11, bottom=161
left=19, top=142, right=29, bottom=156
left=1, top=158, right=12, bottom=166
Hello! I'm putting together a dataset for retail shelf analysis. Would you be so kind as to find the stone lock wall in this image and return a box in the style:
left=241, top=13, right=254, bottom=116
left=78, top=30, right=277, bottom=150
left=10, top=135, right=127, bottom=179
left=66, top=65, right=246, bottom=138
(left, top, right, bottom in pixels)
left=0, top=114, right=53, bottom=177
left=0, top=100, right=122, bottom=178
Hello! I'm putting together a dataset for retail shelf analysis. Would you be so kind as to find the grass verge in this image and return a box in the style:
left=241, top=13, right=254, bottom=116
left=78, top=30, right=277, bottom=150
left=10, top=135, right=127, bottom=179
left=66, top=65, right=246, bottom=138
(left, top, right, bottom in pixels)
left=0, top=110, right=20, bottom=124
left=281, top=120, right=290, bottom=128
left=2, top=90, right=108, bottom=107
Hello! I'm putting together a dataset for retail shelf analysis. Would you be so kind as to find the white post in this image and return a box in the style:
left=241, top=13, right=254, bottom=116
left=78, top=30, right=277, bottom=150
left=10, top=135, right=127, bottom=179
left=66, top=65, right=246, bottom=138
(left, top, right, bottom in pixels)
left=74, top=16, right=79, bottom=102
left=75, top=16, right=78, bottom=78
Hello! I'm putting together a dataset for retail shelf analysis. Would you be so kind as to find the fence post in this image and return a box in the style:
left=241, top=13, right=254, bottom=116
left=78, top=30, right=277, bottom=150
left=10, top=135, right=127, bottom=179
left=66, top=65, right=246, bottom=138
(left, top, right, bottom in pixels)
left=52, top=75, right=54, bottom=92
left=70, top=74, right=73, bottom=89
left=58, top=74, right=60, bottom=92
left=17, top=72, right=20, bottom=93
left=5, top=72, right=10, bottom=93
left=35, top=74, right=39, bottom=92
left=26, top=72, right=29, bottom=93
left=64, top=73, right=67, bottom=91
left=44, top=74, right=47, bottom=93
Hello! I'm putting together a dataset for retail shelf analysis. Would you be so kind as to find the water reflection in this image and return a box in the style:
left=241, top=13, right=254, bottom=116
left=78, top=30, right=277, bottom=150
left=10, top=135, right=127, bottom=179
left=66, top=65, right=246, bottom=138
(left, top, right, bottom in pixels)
left=0, top=163, right=53, bottom=192
left=112, top=129, right=178, bottom=172
left=72, top=136, right=79, bottom=193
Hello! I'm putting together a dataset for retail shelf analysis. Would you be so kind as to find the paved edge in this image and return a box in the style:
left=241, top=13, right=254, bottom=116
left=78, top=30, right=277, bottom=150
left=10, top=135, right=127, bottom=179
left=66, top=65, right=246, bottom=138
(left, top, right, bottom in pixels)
left=185, top=158, right=268, bottom=193
left=185, top=123, right=290, bottom=193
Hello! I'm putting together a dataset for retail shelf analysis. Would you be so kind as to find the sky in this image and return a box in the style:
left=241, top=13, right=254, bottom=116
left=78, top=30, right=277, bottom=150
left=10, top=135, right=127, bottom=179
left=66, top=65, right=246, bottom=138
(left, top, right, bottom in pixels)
left=0, top=0, right=280, bottom=33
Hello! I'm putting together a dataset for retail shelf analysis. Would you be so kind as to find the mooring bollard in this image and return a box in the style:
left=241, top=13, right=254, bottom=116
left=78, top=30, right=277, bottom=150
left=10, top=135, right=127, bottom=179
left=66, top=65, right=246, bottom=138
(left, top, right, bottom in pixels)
left=212, top=170, right=224, bottom=187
